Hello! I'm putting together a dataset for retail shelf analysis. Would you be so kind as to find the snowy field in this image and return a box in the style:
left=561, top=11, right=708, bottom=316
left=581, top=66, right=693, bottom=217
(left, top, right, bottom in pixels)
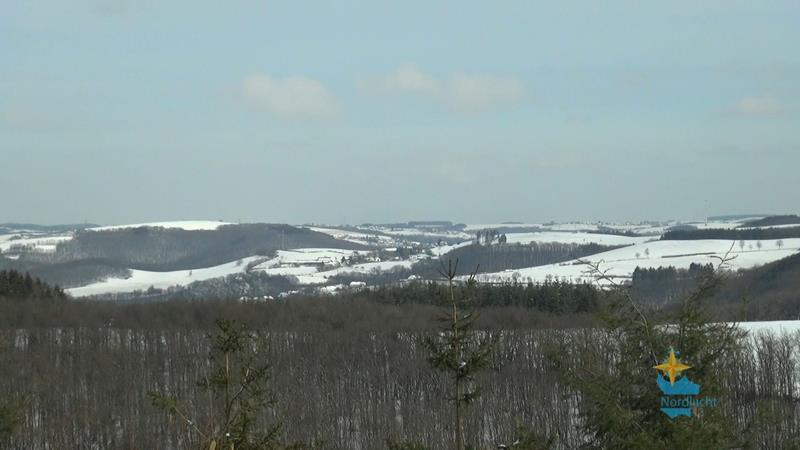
left=463, top=223, right=542, bottom=231
left=251, top=248, right=359, bottom=271
left=738, top=321, right=800, bottom=336
left=429, top=240, right=473, bottom=256
left=544, top=223, right=601, bottom=232
left=292, top=260, right=414, bottom=285
left=365, top=226, right=473, bottom=240
left=465, top=222, right=606, bottom=232
left=67, top=246, right=416, bottom=297
left=474, top=239, right=800, bottom=285
left=67, top=256, right=263, bottom=297
left=251, top=249, right=414, bottom=285
left=89, top=220, right=233, bottom=231
left=305, top=226, right=395, bottom=246
left=503, top=231, right=652, bottom=246
left=0, top=234, right=73, bottom=253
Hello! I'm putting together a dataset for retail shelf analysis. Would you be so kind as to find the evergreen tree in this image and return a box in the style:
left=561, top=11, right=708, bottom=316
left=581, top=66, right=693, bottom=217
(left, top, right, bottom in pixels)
left=0, top=270, right=66, bottom=300
left=149, top=319, right=305, bottom=450
left=549, top=255, right=745, bottom=448
left=423, top=260, right=495, bottom=450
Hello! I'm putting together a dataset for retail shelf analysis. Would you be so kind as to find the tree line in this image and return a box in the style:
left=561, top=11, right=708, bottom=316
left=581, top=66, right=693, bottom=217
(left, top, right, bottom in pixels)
left=429, top=242, right=623, bottom=275
left=0, top=270, right=66, bottom=300
left=661, top=227, right=800, bottom=241
left=741, top=215, right=800, bottom=228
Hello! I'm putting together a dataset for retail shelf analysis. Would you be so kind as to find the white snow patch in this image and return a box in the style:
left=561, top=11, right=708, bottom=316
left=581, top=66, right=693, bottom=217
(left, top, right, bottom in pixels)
left=463, top=223, right=542, bottom=231
left=366, top=226, right=472, bottom=240
left=543, top=223, right=601, bottom=232
left=89, top=221, right=233, bottom=231
left=737, top=321, right=800, bottom=335
left=306, top=227, right=394, bottom=246
left=253, top=248, right=358, bottom=267
left=429, top=240, right=473, bottom=257
left=0, top=234, right=73, bottom=253
left=290, top=260, right=415, bottom=286
left=503, top=231, right=652, bottom=246
left=475, top=239, right=800, bottom=285
left=66, top=256, right=263, bottom=297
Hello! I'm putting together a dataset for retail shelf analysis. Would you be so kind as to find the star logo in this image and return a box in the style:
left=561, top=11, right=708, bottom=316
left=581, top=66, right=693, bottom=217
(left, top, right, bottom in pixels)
left=653, top=347, right=691, bottom=385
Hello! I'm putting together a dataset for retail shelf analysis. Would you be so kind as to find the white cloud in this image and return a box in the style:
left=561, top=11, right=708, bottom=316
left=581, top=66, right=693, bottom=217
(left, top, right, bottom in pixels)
left=241, top=74, right=339, bottom=120
left=733, top=95, right=784, bottom=116
left=375, top=64, right=524, bottom=114
left=446, top=73, right=523, bottom=113
left=383, top=64, right=438, bottom=94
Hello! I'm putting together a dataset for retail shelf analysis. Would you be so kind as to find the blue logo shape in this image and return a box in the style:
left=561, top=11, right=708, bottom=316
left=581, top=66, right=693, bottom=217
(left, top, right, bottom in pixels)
left=656, top=375, right=700, bottom=396
left=652, top=348, right=717, bottom=418
left=656, top=375, right=701, bottom=418
left=660, top=406, right=691, bottom=419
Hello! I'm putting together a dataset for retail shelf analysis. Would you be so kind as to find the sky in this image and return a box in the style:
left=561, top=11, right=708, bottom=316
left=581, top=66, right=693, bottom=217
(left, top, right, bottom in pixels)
left=1, top=0, right=798, bottom=226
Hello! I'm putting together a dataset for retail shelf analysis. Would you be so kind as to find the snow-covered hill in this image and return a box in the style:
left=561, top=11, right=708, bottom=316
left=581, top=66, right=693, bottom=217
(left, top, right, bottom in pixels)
left=89, top=220, right=233, bottom=231
left=66, top=256, right=264, bottom=297
left=8, top=215, right=800, bottom=299
left=474, top=239, right=800, bottom=285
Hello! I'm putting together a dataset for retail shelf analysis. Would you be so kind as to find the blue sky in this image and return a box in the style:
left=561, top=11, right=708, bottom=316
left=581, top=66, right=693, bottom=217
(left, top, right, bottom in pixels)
left=1, top=1, right=798, bottom=225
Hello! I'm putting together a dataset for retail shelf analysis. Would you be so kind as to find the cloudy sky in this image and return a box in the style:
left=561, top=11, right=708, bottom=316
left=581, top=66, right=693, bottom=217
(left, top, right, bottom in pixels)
left=1, top=1, right=798, bottom=225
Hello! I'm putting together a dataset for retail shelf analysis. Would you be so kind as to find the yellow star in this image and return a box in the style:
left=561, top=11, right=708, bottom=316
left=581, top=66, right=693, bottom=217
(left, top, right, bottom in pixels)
left=653, top=348, right=691, bottom=385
